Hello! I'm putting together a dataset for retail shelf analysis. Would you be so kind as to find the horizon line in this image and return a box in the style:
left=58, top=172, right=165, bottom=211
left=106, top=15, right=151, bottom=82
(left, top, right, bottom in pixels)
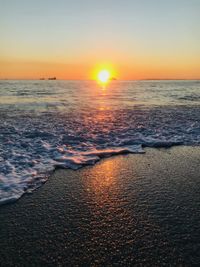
left=1, top=78, right=200, bottom=81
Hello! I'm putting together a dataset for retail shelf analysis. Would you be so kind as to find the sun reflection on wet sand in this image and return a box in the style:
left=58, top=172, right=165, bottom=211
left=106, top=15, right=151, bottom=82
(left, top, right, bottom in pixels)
left=78, top=155, right=175, bottom=264
left=83, top=158, right=134, bottom=223
left=83, top=159, right=120, bottom=212
left=80, top=156, right=153, bottom=259
left=90, top=159, right=116, bottom=194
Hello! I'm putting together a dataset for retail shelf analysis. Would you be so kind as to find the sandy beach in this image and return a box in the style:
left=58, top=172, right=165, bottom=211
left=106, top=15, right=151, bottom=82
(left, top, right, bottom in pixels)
left=0, top=146, right=200, bottom=266
left=1, top=0, right=200, bottom=265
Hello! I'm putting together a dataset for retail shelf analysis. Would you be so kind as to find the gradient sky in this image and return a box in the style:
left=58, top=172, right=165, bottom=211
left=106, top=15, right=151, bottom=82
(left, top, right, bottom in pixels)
left=0, top=0, right=200, bottom=79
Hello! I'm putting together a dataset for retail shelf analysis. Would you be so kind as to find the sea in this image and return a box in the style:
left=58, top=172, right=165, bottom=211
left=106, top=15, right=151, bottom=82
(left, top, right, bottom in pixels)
left=0, top=80, right=200, bottom=204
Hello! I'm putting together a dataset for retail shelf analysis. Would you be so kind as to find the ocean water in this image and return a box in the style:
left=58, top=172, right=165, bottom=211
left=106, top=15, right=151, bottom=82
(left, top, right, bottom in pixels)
left=0, top=80, right=200, bottom=204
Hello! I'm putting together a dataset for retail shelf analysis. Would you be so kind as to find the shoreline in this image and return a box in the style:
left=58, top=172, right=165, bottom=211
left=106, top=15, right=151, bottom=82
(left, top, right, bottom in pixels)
left=0, top=146, right=200, bottom=266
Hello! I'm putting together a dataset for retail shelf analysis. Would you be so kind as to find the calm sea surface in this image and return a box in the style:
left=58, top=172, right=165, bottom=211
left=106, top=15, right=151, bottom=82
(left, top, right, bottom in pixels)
left=0, top=80, right=200, bottom=204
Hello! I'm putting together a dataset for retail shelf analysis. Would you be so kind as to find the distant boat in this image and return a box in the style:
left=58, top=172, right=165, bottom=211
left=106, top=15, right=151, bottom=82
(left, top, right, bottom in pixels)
left=48, top=77, right=56, bottom=80
left=40, top=78, right=45, bottom=80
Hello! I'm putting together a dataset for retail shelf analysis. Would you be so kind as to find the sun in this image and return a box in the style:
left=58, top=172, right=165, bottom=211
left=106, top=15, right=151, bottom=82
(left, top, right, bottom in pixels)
left=98, top=70, right=111, bottom=83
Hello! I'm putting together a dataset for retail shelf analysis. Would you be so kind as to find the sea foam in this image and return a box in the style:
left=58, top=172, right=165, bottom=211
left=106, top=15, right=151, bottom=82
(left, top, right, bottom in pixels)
left=0, top=80, right=199, bottom=204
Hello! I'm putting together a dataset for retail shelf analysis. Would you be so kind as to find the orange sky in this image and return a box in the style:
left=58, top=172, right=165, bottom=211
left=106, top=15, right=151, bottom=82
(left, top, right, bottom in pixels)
left=1, top=57, right=199, bottom=80
left=1, top=0, right=200, bottom=80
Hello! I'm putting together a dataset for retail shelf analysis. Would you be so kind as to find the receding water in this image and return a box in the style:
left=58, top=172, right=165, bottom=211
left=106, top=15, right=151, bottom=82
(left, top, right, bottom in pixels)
left=0, top=80, right=200, bottom=204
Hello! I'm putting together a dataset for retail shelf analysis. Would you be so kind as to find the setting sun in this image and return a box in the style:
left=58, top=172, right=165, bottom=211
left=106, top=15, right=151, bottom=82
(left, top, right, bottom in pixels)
left=98, top=70, right=111, bottom=83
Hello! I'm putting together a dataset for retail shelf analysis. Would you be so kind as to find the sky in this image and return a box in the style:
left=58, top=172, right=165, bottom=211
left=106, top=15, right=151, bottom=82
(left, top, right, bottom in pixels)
left=0, top=0, right=200, bottom=79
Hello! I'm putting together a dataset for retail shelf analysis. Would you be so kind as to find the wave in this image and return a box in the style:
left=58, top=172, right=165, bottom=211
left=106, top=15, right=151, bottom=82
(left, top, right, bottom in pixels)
left=1, top=107, right=200, bottom=205
left=0, top=145, right=145, bottom=205
left=0, top=79, right=200, bottom=205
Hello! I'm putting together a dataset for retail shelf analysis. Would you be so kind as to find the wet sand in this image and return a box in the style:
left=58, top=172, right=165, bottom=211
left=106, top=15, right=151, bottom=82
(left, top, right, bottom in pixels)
left=0, top=146, right=200, bottom=266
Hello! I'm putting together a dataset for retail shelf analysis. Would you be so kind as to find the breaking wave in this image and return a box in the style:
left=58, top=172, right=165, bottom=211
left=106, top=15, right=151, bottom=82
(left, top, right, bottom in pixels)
left=0, top=80, right=200, bottom=204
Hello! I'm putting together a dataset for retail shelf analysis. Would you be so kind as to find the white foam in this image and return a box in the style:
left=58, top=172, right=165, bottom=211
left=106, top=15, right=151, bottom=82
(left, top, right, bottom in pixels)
left=0, top=80, right=200, bottom=204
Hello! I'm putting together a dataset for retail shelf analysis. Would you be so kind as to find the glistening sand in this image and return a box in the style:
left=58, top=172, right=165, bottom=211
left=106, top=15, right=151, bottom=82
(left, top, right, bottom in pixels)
left=0, top=146, right=200, bottom=266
